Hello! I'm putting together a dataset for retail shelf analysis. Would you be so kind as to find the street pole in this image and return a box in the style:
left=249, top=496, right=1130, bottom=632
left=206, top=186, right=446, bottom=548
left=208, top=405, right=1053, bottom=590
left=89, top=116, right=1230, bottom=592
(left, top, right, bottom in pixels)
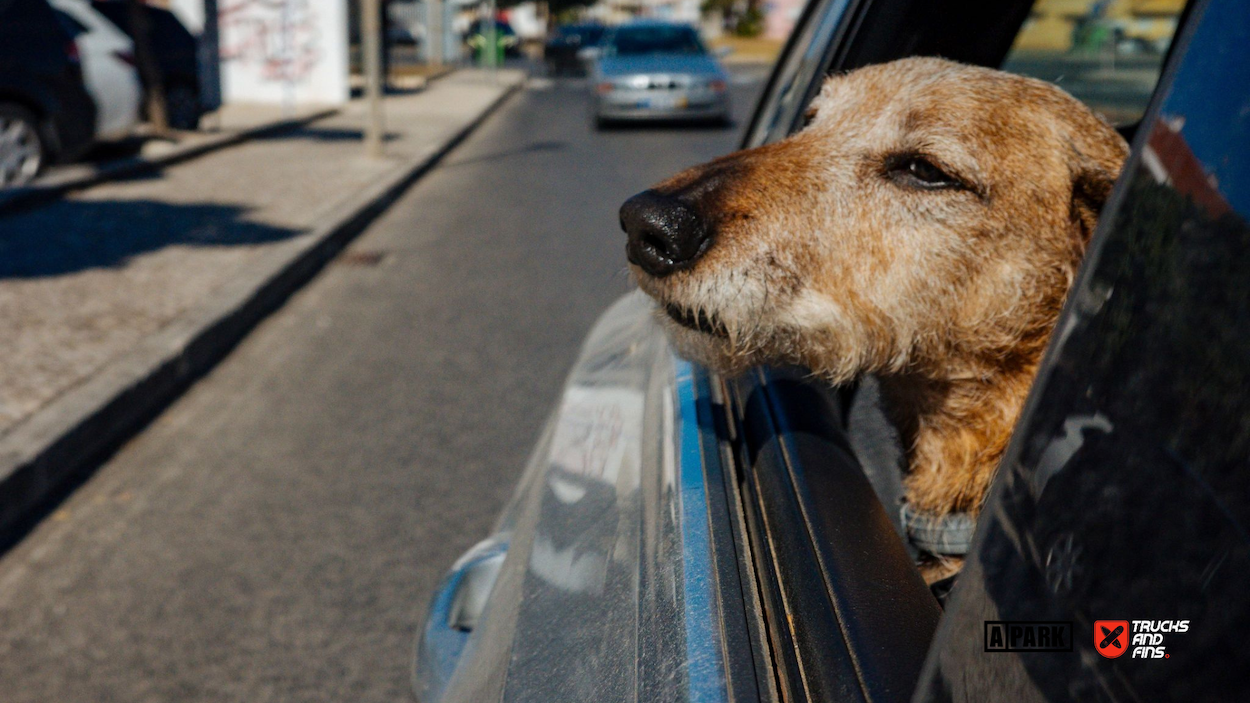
left=362, top=0, right=385, bottom=158
left=489, top=0, right=496, bottom=77
left=428, top=0, right=443, bottom=67
left=483, top=0, right=497, bottom=80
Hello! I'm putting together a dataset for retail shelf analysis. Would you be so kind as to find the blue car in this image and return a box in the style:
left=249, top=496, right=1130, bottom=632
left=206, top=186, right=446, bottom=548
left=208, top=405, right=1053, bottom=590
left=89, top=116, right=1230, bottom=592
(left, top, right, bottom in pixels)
left=418, top=0, right=1250, bottom=700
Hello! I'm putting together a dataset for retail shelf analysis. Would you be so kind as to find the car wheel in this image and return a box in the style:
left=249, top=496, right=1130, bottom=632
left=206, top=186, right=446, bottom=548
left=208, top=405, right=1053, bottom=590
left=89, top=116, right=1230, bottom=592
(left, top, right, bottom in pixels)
left=165, top=84, right=202, bottom=131
left=0, top=103, right=44, bottom=187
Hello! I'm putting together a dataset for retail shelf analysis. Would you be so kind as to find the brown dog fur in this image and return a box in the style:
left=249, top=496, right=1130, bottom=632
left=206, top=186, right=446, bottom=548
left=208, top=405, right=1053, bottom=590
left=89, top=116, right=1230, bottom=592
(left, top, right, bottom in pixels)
left=627, top=58, right=1128, bottom=579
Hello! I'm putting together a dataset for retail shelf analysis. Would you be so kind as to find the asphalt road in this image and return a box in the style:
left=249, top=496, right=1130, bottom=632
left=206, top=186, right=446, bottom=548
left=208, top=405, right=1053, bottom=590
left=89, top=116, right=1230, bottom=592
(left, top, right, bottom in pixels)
left=0, top=66, right=767, bottom=702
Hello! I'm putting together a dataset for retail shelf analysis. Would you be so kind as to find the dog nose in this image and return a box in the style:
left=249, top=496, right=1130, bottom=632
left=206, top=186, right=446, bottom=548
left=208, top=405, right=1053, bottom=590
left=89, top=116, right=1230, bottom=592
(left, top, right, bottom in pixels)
left=620, top=190, right=711, bottom=277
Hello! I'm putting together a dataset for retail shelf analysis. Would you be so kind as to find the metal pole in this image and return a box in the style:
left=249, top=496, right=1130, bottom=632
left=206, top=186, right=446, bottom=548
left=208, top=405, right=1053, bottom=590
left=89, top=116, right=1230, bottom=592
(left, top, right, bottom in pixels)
left=362, top=0, right=385, bottom=158
left=428, top=0, right=443, bottom=67
left=485, top=0, right=497, bottom=78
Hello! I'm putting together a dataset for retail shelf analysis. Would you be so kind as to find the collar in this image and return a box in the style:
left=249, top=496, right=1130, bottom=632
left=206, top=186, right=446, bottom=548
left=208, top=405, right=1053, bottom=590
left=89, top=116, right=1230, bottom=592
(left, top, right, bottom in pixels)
left=901, top=504, right=976, bottom=557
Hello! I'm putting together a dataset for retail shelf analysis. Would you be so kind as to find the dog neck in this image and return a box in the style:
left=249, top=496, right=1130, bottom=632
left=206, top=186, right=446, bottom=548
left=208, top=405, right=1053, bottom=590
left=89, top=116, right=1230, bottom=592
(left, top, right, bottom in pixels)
left=878, top=361, right=1040, bottom=517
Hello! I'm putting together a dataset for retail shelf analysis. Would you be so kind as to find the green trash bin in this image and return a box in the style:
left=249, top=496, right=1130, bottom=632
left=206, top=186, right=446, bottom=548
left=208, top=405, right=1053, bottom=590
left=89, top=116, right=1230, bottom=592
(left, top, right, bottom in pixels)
left=468, top=29, right=516, bottom=66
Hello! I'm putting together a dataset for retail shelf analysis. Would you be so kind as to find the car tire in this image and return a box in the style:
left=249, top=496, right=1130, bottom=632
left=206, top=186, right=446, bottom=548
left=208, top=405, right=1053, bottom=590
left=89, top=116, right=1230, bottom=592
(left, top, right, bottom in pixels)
left=0, top=103, right=45, bottom=187
left=165, top=83, right=202, bottom=131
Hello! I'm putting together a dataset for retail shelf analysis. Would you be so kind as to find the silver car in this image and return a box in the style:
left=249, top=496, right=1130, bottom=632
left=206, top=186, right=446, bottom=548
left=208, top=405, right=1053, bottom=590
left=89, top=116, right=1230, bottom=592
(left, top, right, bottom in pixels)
left=588, top=21, right=730, bottom=127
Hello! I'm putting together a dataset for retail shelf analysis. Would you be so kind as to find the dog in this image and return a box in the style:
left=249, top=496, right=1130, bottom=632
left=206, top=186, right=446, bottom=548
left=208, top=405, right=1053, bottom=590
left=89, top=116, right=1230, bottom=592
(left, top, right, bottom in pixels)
left=619, top=57, right=1128, bottom=581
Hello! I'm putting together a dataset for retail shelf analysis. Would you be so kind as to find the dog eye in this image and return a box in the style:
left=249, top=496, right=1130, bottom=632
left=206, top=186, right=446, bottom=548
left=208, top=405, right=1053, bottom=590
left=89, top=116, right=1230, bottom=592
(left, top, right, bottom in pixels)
left=888, top=155, right=963, bottom=190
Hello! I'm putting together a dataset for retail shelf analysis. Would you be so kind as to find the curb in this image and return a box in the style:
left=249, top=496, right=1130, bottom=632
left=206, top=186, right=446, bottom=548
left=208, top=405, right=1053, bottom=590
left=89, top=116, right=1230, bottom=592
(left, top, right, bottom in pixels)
left=0, top=76, right=524, bottom=545
left=0, top=107, right=339, bottom=218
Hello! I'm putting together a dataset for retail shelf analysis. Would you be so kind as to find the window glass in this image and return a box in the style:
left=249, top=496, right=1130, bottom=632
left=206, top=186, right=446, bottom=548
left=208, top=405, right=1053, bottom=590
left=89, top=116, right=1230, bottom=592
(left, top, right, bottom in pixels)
left=1002, top=0, right=1185, bottom=125
left=609, top=26, right=706, bottom=56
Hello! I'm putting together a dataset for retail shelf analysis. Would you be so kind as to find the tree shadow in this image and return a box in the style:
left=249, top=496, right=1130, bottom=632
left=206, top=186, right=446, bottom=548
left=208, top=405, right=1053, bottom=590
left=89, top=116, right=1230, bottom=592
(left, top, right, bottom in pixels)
left=0, top=199, right=302, bottom=279
left=80, top=136, right=154, bottom=162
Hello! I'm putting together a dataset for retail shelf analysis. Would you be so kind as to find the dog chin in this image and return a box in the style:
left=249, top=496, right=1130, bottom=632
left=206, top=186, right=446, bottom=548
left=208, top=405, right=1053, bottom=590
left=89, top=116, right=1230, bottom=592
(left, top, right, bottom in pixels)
left=653, top=310, right=760, bottom=375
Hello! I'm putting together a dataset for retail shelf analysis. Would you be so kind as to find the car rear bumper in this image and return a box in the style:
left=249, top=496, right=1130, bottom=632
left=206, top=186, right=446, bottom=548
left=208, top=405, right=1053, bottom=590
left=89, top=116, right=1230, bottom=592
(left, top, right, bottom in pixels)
left=594, top=90, right=730, bottom=121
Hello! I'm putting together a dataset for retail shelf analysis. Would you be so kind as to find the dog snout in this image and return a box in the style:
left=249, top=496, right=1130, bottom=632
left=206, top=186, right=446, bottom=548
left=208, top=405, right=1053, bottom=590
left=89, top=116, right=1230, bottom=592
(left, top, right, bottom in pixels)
left=620, top=190, right=712, bottom=278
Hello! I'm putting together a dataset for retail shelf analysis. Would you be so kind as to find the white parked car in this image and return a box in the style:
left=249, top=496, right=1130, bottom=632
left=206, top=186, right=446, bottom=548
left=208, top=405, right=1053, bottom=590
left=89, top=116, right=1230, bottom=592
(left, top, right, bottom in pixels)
left=47, top=0, right=141, bottom=141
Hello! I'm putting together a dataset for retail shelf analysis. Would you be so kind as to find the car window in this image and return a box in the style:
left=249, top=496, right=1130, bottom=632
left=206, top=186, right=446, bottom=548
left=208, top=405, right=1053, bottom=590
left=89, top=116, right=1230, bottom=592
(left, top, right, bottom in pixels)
left=610, top=26, right=706, bottom=56
left=1002, top=0, right=1185, bottom=125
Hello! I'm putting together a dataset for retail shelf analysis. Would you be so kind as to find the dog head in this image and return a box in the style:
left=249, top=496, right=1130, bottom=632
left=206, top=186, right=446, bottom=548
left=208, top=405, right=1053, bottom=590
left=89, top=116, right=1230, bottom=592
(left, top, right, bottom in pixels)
left=621, top=57, right=1128, bottom=381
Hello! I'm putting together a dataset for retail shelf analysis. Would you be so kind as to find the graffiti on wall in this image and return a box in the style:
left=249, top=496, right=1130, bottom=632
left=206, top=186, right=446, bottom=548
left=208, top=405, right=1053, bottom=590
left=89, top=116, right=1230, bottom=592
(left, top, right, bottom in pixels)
left=219, top=0, right=322, bottom=84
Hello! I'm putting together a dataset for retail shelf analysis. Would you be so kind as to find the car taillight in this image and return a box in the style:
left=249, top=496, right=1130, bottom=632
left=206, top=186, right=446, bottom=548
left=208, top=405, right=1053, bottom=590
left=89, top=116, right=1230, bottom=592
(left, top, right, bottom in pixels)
left=709, top=79, right=728, bottom=92
left=113, top=50, right=136, bottom=66
left=595, top=82, right=615, bottom=95
left=66, top=40, right=80, bottom=63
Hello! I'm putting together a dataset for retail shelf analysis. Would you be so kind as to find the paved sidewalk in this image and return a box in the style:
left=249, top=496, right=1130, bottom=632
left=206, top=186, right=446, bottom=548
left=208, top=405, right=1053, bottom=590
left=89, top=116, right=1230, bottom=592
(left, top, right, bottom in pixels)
left=0, top=69, right=524, bottom=438
left=0, top=104, right=339, bottom=215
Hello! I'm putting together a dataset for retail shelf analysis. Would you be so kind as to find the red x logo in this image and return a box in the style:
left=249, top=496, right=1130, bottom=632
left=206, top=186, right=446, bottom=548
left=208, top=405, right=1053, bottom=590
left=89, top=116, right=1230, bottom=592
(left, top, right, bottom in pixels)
left=1095, top=620, right=1130, bottom=658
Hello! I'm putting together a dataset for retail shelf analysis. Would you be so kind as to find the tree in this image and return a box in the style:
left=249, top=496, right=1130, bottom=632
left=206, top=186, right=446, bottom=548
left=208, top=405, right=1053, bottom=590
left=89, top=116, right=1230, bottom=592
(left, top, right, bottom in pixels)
left=126, top=0, right=168, bottom=133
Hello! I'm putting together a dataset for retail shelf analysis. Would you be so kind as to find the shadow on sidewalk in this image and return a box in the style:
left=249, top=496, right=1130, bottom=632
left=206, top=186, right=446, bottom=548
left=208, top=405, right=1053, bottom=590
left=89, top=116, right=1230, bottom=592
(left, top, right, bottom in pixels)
left=0, top=199, right=301, bottom=279
left=253, top=126, right=402, bottom=143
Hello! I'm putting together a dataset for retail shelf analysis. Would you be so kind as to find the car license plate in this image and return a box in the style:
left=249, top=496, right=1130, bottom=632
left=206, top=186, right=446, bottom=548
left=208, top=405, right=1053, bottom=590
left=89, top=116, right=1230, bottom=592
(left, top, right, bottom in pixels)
left=640, top=95, right=688, bottom=109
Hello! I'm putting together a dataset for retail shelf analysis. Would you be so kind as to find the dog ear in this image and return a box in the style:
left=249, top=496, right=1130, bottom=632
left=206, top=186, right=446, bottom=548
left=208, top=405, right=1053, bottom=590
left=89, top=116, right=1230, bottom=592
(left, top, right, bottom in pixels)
left=1067, top=126, right=1129, bottom=256
left=1069, top=163, right=1118, bottom=252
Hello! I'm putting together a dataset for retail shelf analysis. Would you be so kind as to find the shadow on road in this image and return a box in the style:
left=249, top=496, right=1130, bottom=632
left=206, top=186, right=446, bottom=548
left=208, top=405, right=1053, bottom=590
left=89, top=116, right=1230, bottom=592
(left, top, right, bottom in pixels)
left=0, top=199, right=301, bottom=279
left=596, top=118, right=737, bottom=133
left=442, top=140, right=568, bottom=168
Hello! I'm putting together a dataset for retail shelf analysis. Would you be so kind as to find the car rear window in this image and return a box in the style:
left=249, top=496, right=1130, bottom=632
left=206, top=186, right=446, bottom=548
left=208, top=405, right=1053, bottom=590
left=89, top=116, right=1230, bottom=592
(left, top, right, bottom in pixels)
left=1001, top=0, right=1185, bottom=125
left=611, top=26, right=706, bottom=56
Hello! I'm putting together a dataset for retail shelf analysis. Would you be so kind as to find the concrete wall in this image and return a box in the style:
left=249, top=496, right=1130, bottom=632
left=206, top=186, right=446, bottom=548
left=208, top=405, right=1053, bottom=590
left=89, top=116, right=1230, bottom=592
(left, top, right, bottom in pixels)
left=171, top=0, right=349, bottom=106
left=216, top=0, right=350, bottom=104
